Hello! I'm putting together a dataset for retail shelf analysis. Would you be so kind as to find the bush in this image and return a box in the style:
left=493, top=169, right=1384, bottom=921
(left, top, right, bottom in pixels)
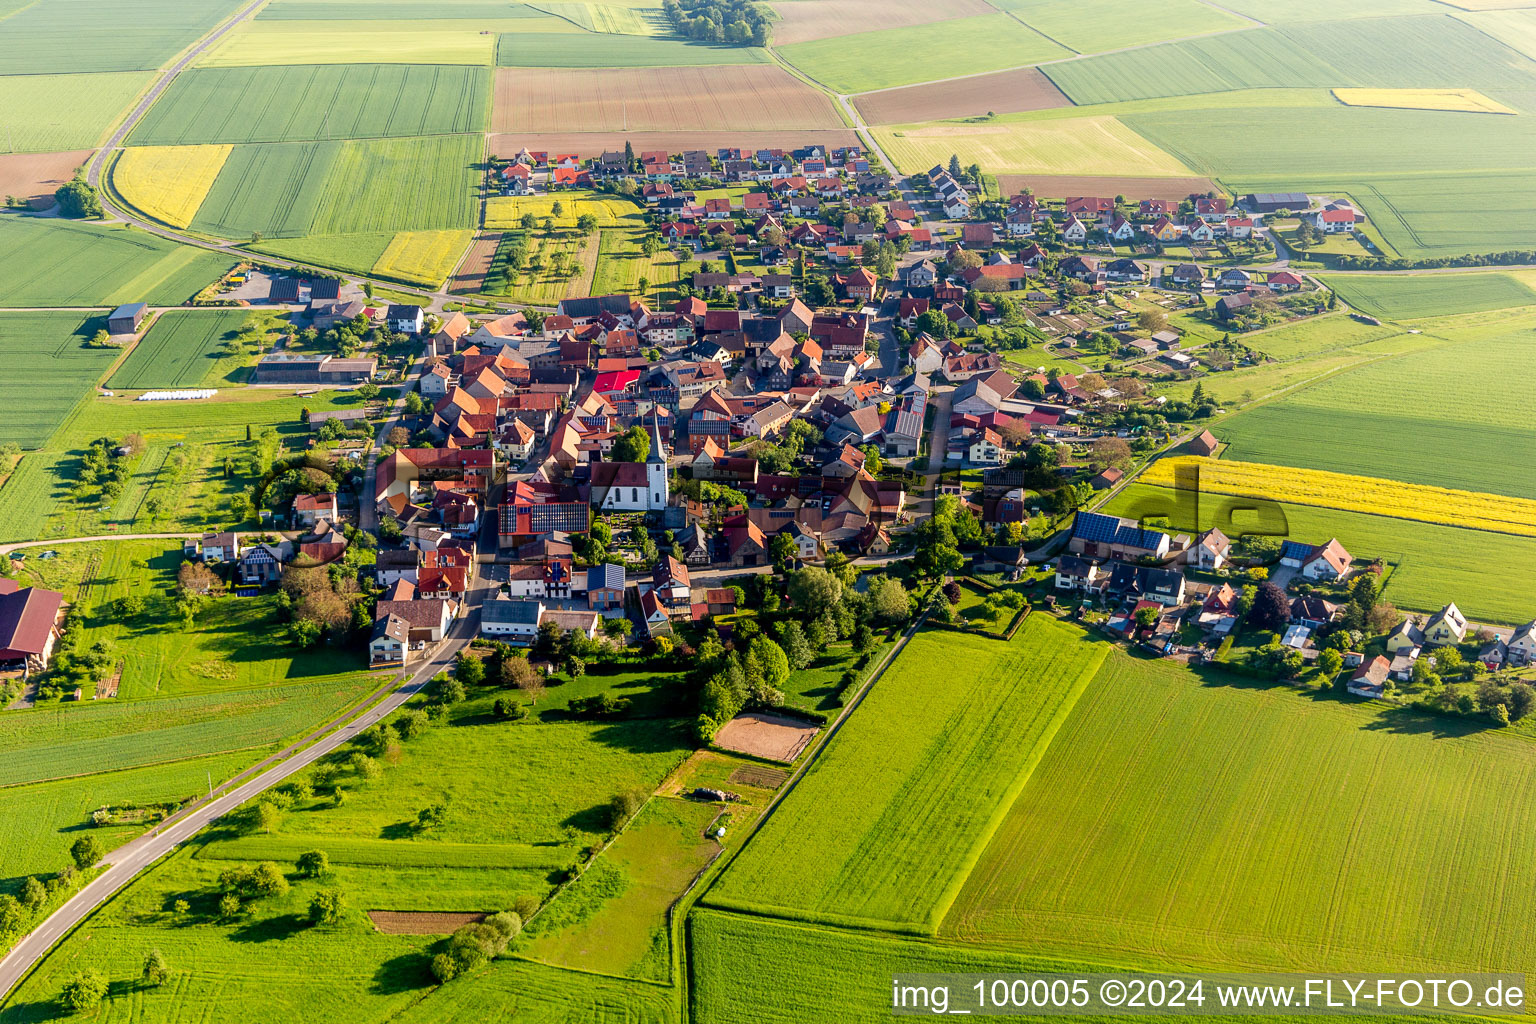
left=61, top=968, right=108, bottom=1013
left=493, top=696, right=527, bottom=720
left=308, top=887, right=346, bottom=925
left=70, top=835, right=102, bottom=871
left=296, top=850, right=329, bottom=878
left=607, top=787, right=647, bottom=831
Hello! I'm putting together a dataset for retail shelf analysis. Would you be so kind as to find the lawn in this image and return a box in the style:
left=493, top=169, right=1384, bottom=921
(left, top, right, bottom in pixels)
left=0, top=0, right=248, bottom=75
left=0, top=72, right=154, bottom=152
left=0, top=218, right=233, bottom=307
left=943, top=650, right=1536, bottom=972
left=0, top=312, right=119, bottom=448
left=112, top=144, right=232, bottom=228
left=107, top=309, right=251, bottom=390
left=1318, top=271, right=1536, bottom=319
left=128, top=64, right=493, bottom=146
left=1209, top=312, right=1536, bottom=500
left=704, top=616, right=1108, bottom=933
left=1105, top=483, right=1536, bottom=625
left=994, top=0, right=1249, bottom=53
left=521, top=796, right=720, bottom=981
left=778, top=640, right=888, bottom=714
left=190, top=134, right=481, bottom=240
left=872, top=115, right=1194, bottom=177
left=496, top=31, right=770, bottom=67
left=776, top=14, right=1068, bottom=94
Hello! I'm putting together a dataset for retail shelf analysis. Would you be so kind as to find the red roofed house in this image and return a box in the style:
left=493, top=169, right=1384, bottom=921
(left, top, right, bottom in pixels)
left=0, top=579, right=64, bottom=673
left=1311, top=206, right=1358, bottom=233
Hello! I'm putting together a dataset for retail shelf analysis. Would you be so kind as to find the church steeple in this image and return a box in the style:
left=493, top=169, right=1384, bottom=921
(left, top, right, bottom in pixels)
left=647, top=412, right=667, bottom=464
left=646, top=410, right=669, bottom=510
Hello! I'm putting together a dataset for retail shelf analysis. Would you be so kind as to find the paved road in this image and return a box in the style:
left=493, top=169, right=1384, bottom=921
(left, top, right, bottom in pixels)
left=360, top=347, right=430, bottom=532
left=0, top=527, right=498, bottom=1004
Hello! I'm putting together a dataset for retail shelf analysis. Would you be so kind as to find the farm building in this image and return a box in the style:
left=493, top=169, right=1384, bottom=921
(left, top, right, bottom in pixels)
left=0, top=580, right=65, bottom=673
left=253, top=354, right=378, bottom=385
left=107, top=302, right=148, bottom=335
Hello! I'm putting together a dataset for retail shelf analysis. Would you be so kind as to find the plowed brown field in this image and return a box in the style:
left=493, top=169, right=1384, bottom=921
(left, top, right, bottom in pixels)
left=855, top=68, right=1072, bottom=126
left=367, top=911, right=487, bottom=935
left=493, top=66, right=844, bottom=134
left=769, top=0, right=996, bottom=45
left=450, top=231, right=502, bottom=294
left=0, top=150, right=92, bottom=204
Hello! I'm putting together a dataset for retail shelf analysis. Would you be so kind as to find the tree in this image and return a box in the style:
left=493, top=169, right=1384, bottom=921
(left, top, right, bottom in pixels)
left=866, top=576, right=911, bottom=624
left=70, top=835, right=102, bottom=871
left=142, top=948, right=171, bottom=987
left=393, top=708, right=428, bottom=741
left=493, top=695, right=527, bottom=720
left=1137, top=309, right=1169, bottom=335
left=1089, top=437, right=1133, bottom=471
left=296, top=850, right=329, bottom=878
left=499, top=653, right=537, bottom=689
left=1133, top=605, right=1160, bottom=629
left=309, top=887, right=347, bottom=926
left=356, top=382, right=381, bottom=403
left=61, top=969, right=108, bottom=1013
left=349, top=753, right=381, bottom=782
left=1318, top=648, right=1343, bottom=680
left=576, top=213, right=599, bottom=233
left=290, top=618, right=322, bottom=648
left=19, top=876, right=46, bottom=910
left=777, top=620, right=813, bottom=671
left=1493, top=702, right=1511, bottom=726
left=250, top=861, right=289, bottom=899
left=54, top=180, right=102, bottom=219
left=786, top=567, right=842, bottom=618
left=750, top=637, right=790, bottom=693
left=943, top=581, right=962, bottom=605
left=610, top=425, right=651, bottom=463
left=769, top=531, right=797, bottom=574
left=416, top=803, right=448, bottom=831
left=218, top=892, right=241, bottom=920
left=948, top=154, right=963, bottom=179
left=0, top=894, right=22, bottom=934
left=255, top=800, right=283, bottom=834
left=1247, top=581, right=1290, bottom=631
left=608, top=787, right=646, bottom=831
left=551, top=200, right=565, bottom=218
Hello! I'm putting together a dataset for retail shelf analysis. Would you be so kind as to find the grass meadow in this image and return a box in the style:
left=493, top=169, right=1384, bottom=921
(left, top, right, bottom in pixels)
left=0, top=72, right=154, bottom=152
left=107, top=309, right=253, bottom=390
left=777, top=14, right=1067, bottom=94
left=0, top=312, right=119, bottom=447
left=1210, top=312, right=1536, bottom=500
left=704, top=616, right=1107, bottom=933
left=943, top=650, right=1536, bottom=972
left=0, top=387, right=367, bottom=543
left=1319, top=271, right=1536, bottom=319
left=1105, top=483, right=1536, bottom=624
left=129, top=64, right=492, bottom=146
left=0, top=218, right=233, bottom=307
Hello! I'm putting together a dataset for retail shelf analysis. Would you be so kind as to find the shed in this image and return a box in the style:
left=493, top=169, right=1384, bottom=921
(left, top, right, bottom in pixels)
left=107, top=303, right=148, bottom=335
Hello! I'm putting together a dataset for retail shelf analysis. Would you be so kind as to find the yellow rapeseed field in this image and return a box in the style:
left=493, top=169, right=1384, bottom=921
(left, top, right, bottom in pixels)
left=1332, top=88, right=1517, bottom=115
left=371, top=230, right=476, bottom=289
left=114, top=145, right=232, bottom=228
left=1142, top=456, right=1536, bottom=538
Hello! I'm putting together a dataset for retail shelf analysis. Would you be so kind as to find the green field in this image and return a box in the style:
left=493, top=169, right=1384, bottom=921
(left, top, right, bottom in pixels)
left=1107, top=483, right=1536, bottom=624
left=1320, top=272, right=1536, bottom=320
left=0, top=312, right=118, bottom=447
left=1044, top=15, right=1536, bottom=105
left=1232, top=312, right=1406, bottom=361
left=705, top=617, right=1107, bottom=933
left=0, top=72, right=153, bottom=152
left=994, top=0, right=1249, bottom=53
left=129, top=64, right=492, bottom=145
left=257, top=0, right=550, bottom=17
left=944, top=650, right=1536, bottom=970
left=496, top=30, right=769, bottom=66
left=0, top=673, right=378, bottom=788
left=1210, top=313, right=1536, bottom=501
left=188, top=134, right=480, bottom=239
left=107, top=309, right=253, bottom=389
left=0, top=0, right=248, bottom=74
left=249, top=231, right=396, bottom=277
left=777, top=14, right=1068, bottom=94
left=0, top=218, right=233, bottom=307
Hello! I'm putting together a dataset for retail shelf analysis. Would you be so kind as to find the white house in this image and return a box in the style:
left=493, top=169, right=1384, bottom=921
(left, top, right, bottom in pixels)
left=481, top=598, right=544, bottom=643
left=1061, top=217, right=1088, bottom=243
left=1508, top=620, right=1536, bottom=667
left=387, top=304, right=426, bottom=334
left=1054, top=555, right=1098, bottom=591
left=1186, top=528, right=1230, bottom=570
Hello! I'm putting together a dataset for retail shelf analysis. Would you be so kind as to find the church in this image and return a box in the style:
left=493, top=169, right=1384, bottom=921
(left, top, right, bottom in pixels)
left=588, top=417, right=669, bottom=512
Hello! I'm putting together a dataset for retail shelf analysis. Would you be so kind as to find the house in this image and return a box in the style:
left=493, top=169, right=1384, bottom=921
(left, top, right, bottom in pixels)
left=1187, top=429, right=1219, bottom=457
left=1268, top=270, right=1305, bottom=292
left=107, top=302, right=148, bottom=335
left=651, top=556, right=691, bottom=614
left=1311, top=206, right=1358, bottom=233
left=1347, top=655, right=1390, bottom=698
left=541, top=607, right=601, bottom=639
left=1054, top=555, right=1098, bottom=591
left=387, top=305, right=425, bottom=334
left=0, top=580, right=65, bottom=672
left=588, top=420, right=669, bottom=511
left=481, top=598, right=544, bottom=644
left=1187, top=527, right=1230, bottom=569
left=293, top=492, right=338, bottom=527
left=1290, top=596, right=1337, bottom=630
left=1508, top=620, right=1536, bottom=667
left=1479, top=638, right=1508, bottom=672
left=374, top=597, right=455, bottom=643
left=1069, top=511, right=1170, bottom=561
left=1061, top=217, right=1088, bottom=243
left=237, top=542, right=288, bottom=585
left=585, top=563, right=625, bottom=611
left=974, top=546, right=1027, bottom=579
left=640, top=589, right=672, bottom=637
left=254, top=354, right=377, bottom=385
left=1423, top=602, right=1468, bottom=647
left=1105, top=562, right=1186, bottom=606
left=1198, top=583, right=1239, bottom=634
left=1386, top=619, right=1426, bottom=656
left=370, top=615, right=411, bottom=667
left=906, top=259, right=938, bottom=289
left=1090, top=467, right=1123, bottom=490
left=199, top=531, right=240, bottom=563
left=1283, top=538, right=1351, bottom=581
left=1171, top=263, right=1205, bottom=288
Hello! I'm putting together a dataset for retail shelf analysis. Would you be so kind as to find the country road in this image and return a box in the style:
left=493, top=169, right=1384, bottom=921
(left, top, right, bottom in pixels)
left=0, top=519, right=499, bottom=1004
